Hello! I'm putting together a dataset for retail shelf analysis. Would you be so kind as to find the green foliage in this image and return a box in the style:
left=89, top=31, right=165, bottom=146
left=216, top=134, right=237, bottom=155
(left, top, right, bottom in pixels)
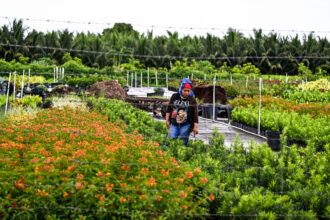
left=231, top=106, right=329, bottom=149
left=18, top=56, right=30, bottom=65
left=241, top=63, right=261, bottom=75
left=298, top=63, right=313, bottom=76
left=62, top=52, right=72, bottom=63
left=281, top=90, right=330, bottom=103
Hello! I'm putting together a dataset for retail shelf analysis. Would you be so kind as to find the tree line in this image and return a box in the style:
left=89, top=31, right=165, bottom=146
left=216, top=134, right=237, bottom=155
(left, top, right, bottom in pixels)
left=0, top=19, right=329, bottom=75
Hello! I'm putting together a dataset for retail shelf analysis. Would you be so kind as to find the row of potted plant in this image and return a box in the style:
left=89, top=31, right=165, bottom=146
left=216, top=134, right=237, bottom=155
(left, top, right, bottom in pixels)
left=231, top=106, right=329, bottom=150
left=229, top=95, right=329, bottom=118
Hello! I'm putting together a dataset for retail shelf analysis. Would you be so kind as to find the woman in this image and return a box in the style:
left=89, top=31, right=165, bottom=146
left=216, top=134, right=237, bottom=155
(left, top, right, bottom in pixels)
left=166, top=78, right=198, bottom=146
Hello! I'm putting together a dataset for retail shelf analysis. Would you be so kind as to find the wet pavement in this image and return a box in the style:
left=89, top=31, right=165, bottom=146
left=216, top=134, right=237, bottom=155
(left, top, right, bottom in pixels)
left=152, top=116, right=267, bottom=148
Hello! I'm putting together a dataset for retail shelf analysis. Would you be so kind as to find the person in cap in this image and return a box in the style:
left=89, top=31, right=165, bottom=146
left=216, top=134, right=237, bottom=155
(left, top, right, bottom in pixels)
left=166, top=78, right=198, bottom=146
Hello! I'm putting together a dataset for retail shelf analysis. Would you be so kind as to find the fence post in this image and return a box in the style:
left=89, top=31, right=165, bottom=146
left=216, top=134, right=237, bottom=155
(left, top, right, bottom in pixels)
left=213, top=74, right=216, bottom=122
left=5, top=72, right=12, bottom=115
left=258, top=77, right=262, bottom=135
left=21, top=70, right=25, bottom=99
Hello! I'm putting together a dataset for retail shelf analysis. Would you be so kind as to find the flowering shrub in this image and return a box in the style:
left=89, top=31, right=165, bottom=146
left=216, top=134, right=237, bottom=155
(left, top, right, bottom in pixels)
left=298, top=78, right=329, bottom=91
left=0, top=107, right=209, bottom=218
left=229, top=95, right=329, bottom=118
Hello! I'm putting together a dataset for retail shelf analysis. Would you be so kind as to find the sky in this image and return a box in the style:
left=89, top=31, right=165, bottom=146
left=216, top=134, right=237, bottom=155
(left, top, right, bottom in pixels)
left=1, top=0, right=330, bottom=39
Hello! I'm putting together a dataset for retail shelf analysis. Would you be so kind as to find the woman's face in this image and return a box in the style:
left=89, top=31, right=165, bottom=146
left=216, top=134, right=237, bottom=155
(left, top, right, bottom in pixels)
left=181, top=88, right=191, bottom=98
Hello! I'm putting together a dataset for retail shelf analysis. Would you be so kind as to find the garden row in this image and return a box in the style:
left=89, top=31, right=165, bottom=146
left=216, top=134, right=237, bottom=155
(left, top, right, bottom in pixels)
left=88, top=98, right=329, bottom=218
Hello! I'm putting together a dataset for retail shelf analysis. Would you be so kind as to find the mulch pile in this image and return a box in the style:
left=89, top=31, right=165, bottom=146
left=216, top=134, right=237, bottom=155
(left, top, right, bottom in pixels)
left=86, top=80, right=128, bottom=101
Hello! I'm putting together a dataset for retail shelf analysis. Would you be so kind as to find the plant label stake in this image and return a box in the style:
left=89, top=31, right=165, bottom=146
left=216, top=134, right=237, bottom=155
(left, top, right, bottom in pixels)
left=296, top=76, right=298, bottom=82
left=27, top=68, right=31, bottom=89
left=258, top=77, right=262, bottom=135
left=131, top=72, right=133, bottom=88
left=246, top=76, right=248, bottom=88
left=4, top=72, right=11, bottom=115
left=141, top=72, right=143, bottom=88
left=204, top=74, right=206, bottom=80
left=147, top=67, right=149, bottom=90
left=254, top=74, right=256, bottom=80
left=126, top=71, right=129, bottom=86
left=155, top=71, right=158, bottom=87
left=230, top=74, right=232, bottom=85
left=285, top=73, right=287, bottom=83
left=62, top=67, right=65, bottom=80
left=166, top=73, right=168, bottom=90
left=56, top=66, right=59, bottom=82
left=21, top=70, right=25, bottom=99
left=53, top=66, right=56, bottom=83
left=213, top=75, right=216, bottom=122
left=13, top=73, right=16, bottom=99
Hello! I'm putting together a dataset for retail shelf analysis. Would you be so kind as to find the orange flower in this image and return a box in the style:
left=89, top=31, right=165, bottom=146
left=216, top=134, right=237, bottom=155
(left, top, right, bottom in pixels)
left=120, top=182, right=127, bottom=188
left=141, top=168, right=149, bottom=174
left=62, top=177, right=68, bottom=182
left=76, top=182, right=84, bottom=190
left=163, top=189, right=169, bottom=194
left=209, top=194, right=215, bottom=201
left=15, top=179, right=25, bottom=189
left=120, top=197, right=127, bottom=203
left=77, top=174, right=84, bottom=180
left=178, top=178, right=184, bottom=183
left=179, top=191, right=187, bottom=198
left=96, top=171, right=103, bottom=177
left=194, top=168, right=201, bottom=175
left=63, top=192, right=70, bottom=198
left=146, top=176, right=157, bottom=187
left=156, top=195, right=163, bottom=201
left=36, top=189, right=48, bottom=197
left=139, top=157, right=148, bottom=163
left=68, top=165, right=75, bottom=171
left=200, top=177, right=208, bottom=184
left=121, top=164, right=130, bottom=171
left=182, top=205, right=188, bottom=210
left=140, top=194, right=146, bottom=200
left=185, top=171, right=193, bottom=179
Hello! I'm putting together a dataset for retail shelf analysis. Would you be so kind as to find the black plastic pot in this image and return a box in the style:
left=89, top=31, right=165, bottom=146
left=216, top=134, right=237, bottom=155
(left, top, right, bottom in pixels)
left=202, top=104, right=219, bottom=119
left=287, top=139, right=307, bottom=148
left=266, top=130, right=281, bottom=151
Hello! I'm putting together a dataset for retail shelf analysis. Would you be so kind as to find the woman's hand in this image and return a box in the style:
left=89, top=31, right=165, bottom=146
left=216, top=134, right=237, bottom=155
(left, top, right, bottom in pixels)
left=193, top=123, right=198, bottom=136
left=166, top=120, right=170, bottom=129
